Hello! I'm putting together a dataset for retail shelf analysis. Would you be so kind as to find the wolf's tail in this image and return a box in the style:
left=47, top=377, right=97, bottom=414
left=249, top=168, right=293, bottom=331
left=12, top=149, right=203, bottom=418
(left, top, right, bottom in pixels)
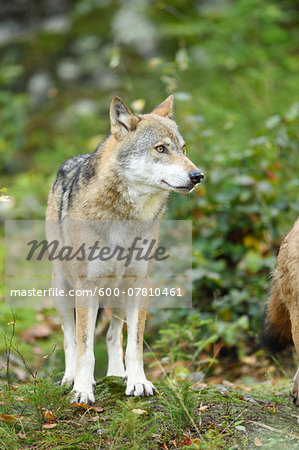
left=260, top=278, right=293, bottom=353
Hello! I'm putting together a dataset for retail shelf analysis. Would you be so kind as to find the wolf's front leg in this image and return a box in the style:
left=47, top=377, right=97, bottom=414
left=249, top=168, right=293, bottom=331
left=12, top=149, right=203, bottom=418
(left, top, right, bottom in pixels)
left=290, top=310, right=299, bottom=407
left=71, top=298, right=99, bottom=404
left=125, top=303, right=156, bottom=397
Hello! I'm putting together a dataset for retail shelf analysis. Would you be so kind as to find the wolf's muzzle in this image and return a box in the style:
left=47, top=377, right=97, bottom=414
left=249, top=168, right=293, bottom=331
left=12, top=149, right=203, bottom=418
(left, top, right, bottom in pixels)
left=189, top=170, right=204, bottom=185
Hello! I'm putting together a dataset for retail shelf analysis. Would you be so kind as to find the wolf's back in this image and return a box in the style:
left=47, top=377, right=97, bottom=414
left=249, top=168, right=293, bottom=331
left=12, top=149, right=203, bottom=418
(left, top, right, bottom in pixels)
left=46, top=153, right=94, bottom=221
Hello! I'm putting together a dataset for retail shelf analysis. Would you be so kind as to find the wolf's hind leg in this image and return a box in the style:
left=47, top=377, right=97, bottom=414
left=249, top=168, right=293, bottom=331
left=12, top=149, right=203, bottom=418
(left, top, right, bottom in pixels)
left=54, top=273, right=77, bottom=387
left=106, top=308, right=126, bottom=377
left=291, top=366, right=299, bottom=407
left=290, top=305, right=299, bottom=407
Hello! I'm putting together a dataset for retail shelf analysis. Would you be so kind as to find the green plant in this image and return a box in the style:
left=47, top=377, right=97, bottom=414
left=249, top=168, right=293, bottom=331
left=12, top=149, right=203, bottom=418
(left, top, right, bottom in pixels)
left=159, top=381, right=198, bottom=435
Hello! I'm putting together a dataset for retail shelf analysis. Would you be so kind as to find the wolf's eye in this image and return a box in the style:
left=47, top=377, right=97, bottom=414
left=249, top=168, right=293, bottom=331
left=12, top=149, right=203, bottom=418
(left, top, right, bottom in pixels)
left=182, top=145, right=186, bottom=154
left=156, top=145, right=166, bottom=153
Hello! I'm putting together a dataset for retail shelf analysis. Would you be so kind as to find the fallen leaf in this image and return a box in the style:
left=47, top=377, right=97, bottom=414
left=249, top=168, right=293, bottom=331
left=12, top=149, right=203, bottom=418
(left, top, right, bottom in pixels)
left=71, top=402, right=104, bottom=413
left=254, top=437, right=263, bottom=447
left=44, top=410, right=55, bottom=423
left=17, top=432, right=27, bottom=438
left=71, top=402, right=89, bottom=409
left=43, top=423, right=57, bottom=429
left=0, top=414, right=19, bottom=423
left=132, top=408, right=147, bottom=415
left=87, top=416, right=99, bottom=422
left=179, top=434, right=191, bottom=446
left=92, top=406, right=104, bottom=413
left=198, top=405, right=209, bottom=412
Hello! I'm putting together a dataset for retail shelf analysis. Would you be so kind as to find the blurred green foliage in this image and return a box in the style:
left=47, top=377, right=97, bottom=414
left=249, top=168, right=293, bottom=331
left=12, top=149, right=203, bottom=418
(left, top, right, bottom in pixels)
left=0, top=0, right=298, bottom=376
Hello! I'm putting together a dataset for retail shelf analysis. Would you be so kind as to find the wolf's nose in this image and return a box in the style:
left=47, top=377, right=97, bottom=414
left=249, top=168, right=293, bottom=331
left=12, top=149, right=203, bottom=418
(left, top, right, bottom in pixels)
left=189, top=170, right=204, bottom=184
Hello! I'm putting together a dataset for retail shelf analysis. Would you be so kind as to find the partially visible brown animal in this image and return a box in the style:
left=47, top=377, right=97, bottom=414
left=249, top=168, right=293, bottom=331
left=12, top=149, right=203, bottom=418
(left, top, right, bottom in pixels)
left=261, top=217, right=299, bottom=406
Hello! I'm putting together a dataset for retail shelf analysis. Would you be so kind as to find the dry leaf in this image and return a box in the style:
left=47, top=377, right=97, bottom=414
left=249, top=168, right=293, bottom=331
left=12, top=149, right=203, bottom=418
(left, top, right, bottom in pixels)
left=179, top=434, right=191, bottom=446
left=254, top=437, right=263, bottom=447
left=43, top=423, right=57, bottom=429
left=17, top=432, right=27, bottom=438
left=71, top=402, right=89, bottom=409
left=0, top=414, right=19, bottom=423
left=0, top=414, right=23, bottom=423
left=198, top=405, right=209, bottom=412
left=71, top=402, right=104, bottom=413
left=44, top=410, right=55, bottom=423
left=132, top=408, right=147, bottom=415
left=87, top=416, right=99, bottom=422
left=92, top=406, right=104, bottom=413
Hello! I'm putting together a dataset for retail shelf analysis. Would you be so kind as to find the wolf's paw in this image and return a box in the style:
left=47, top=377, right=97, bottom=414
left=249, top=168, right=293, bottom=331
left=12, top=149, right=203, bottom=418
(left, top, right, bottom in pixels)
left=291, top=368, right=299, bottom=407
left=291, top=380, right=299, bottom=407
left=291, top=387, right=299, bottom=407
left=61, top=374, right=74, bottom=388
left=125, top=379, right=156, bottom=397
left=71, top=388, right=95, bottom=405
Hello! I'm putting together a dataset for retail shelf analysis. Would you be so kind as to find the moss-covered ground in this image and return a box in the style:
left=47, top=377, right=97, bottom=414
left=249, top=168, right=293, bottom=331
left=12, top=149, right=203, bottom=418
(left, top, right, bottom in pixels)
left=0, top=376, right=298, bottom=449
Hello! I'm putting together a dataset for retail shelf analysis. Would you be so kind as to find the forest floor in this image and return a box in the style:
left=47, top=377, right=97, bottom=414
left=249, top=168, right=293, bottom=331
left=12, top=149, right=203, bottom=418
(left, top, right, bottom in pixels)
left=0, top=375, right=298, bottom=449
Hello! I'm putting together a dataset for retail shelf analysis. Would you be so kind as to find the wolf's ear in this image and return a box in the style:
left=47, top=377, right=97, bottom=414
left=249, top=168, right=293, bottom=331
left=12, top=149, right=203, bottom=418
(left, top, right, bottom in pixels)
left=110, top=97, right=139, bottom=139
left=151, top=95, right=174, bottom=119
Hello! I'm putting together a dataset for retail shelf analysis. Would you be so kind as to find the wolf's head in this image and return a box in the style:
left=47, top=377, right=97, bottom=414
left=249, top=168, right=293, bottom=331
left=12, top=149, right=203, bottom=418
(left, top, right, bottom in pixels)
left=110, top=96, right=204, bottom=194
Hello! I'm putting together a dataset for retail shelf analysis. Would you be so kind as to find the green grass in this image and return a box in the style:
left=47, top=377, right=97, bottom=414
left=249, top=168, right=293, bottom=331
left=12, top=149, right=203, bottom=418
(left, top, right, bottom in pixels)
left=0, top=376, right=298, bottom=449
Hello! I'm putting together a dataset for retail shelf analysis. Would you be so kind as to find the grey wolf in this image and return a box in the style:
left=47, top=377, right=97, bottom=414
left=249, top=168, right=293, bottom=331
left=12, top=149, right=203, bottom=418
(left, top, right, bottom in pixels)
left=260, top=217, right=299, bottom=406
left=46, top=95, right=204, bottom=404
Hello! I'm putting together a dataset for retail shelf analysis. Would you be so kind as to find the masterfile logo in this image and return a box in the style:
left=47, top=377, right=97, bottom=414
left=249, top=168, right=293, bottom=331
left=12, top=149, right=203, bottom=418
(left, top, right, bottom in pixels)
left=5, top=220, right=192, bottom=308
